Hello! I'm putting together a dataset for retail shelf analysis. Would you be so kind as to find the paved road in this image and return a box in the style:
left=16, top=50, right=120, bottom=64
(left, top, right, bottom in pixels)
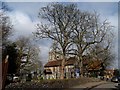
left=70, top=81, right=119, bottom=90
left=90, top=82, right=119, bottom=90
left=72, top=81, right=107, bottom=88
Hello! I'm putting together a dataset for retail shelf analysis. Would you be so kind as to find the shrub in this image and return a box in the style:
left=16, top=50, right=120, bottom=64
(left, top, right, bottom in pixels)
left=5, top=77, right=101, bottom=89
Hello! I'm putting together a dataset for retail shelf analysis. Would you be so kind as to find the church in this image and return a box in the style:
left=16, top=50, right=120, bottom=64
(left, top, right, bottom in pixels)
left=44, top=49, right=78, bottom=79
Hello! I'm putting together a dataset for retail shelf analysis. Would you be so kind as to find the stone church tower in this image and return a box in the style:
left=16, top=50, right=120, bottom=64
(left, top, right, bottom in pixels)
left=48, top=50, right=63, bottom=61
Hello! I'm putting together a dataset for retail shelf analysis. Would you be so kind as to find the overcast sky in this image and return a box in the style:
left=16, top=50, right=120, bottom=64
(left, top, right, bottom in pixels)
left=1, top=0, right=120, bottom=2
left=1, top=0, right=119, bottom=69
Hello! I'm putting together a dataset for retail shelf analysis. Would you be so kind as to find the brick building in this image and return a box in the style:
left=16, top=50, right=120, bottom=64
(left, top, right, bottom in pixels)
left=44, top=57, right=77, bottom=79
left=44, top=50, right=110, bottom=79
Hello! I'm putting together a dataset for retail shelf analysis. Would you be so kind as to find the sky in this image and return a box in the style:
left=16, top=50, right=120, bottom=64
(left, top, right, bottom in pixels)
left=0, top=0, right=119, bottom=69
left=1, top=0, right=120, bottom=2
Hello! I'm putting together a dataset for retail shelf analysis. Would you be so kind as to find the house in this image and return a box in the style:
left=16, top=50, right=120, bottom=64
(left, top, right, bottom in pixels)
left=83, top=59, right=103, bottom=77
left=44, top=50, right=107, bottom=79
left=44, top=57, right=77, bottom=79
left=104, top=69, right=115, bottom=79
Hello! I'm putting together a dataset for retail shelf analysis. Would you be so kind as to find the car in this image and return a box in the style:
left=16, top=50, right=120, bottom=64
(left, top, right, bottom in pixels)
left=111, top=76, right=120, bottom=83
left=6, top=74, right=20, bottom=83
left=13, top=76, right=20, bottom=82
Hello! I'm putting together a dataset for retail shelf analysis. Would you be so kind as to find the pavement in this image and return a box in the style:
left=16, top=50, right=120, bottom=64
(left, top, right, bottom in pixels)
left=71, top=81, right=107, bottom=89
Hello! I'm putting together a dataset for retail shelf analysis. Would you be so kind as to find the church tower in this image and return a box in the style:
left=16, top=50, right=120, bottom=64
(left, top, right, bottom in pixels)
left=48, top=49, right=63, bottom=61
left=48, top=41, right=63, bottom=61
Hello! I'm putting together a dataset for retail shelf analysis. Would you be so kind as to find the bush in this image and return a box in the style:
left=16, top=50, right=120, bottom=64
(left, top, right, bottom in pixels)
left=5, top=77, right=101, bottom=89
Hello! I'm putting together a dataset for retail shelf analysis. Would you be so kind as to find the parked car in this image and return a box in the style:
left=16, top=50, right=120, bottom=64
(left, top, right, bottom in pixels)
left=111, top=76, right=120, bottom=83
left=6, top=74, right=20, bottom=83
left=13, top=76, right=20, bottom=82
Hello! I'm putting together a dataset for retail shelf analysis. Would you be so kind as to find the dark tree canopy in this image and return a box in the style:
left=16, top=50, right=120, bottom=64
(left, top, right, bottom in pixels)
left=113, top=69, right=120, bottom=77
left=3, top=43, right=19, bottom=74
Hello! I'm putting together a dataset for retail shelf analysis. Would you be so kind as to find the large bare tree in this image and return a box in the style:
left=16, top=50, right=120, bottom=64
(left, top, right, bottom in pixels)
left=34, top=3, right=80, bottom=79
left=34, top=3, right=114, bottom=78
left=71, top=11, right=114, bottom=75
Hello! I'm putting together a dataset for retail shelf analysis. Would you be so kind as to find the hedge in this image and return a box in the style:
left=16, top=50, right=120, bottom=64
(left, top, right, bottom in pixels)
left=5, top=77, right=101, bottom=89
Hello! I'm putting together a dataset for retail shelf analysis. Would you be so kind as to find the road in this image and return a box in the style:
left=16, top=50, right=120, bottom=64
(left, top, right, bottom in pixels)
left=70, top=81, right=119, bottom=90
left=90, top=82, right=119, bottom=90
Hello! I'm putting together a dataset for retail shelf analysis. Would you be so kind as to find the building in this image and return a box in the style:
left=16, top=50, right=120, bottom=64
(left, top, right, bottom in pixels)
left=104, top=69, right=114, bottom=79
left=44, top=57, right=77, bottom=79
left=83, top=59, right=103, bottom=77
left=44, top=50, right=107, bottom=79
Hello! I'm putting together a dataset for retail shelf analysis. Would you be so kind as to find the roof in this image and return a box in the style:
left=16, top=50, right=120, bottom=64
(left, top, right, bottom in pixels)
left=44, top=56, right=103, bottom=70
left=87, top=60, right=102, bottom=70
left=44, top=59, right=62, bottom=67
left=44, top=57, right=77, bottom=67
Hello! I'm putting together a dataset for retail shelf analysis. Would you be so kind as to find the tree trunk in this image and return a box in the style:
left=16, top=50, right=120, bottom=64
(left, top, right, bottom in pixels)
left=60, top=57, right=65, bottom=79
left=78, top=55, right=83, bottom=77
left=80, top=59, right=83, bottom=77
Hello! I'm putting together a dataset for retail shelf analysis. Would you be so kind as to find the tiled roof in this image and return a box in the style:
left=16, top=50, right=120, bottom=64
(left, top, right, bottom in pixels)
left=44, top=57, right=77, bottom=67
left=44, top=59, right=62, bottom=67
left=44, top=56, right=102, bottom=70
left=87, top=60, right=102, bottom=70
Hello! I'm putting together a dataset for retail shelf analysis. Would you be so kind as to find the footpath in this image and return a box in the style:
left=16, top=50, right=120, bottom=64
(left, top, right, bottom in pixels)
left=71, top=81, right=107, bottom=89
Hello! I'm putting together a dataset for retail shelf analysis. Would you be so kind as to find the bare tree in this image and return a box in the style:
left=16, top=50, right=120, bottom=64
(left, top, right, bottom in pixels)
left=34, top=3, right=114, bottom=78
left=34, top=3, right=80, bottom=79
left=21, top=45, right=42, bottom=74
left=88, top=42, right=115, bottom=69
left=0, top=2, right=13, bottom=46
left=27, top=45, right=42, bottom=71
left=71, top=11, right=114, bottom=76
left=15, top=36, right=42, bottom=73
